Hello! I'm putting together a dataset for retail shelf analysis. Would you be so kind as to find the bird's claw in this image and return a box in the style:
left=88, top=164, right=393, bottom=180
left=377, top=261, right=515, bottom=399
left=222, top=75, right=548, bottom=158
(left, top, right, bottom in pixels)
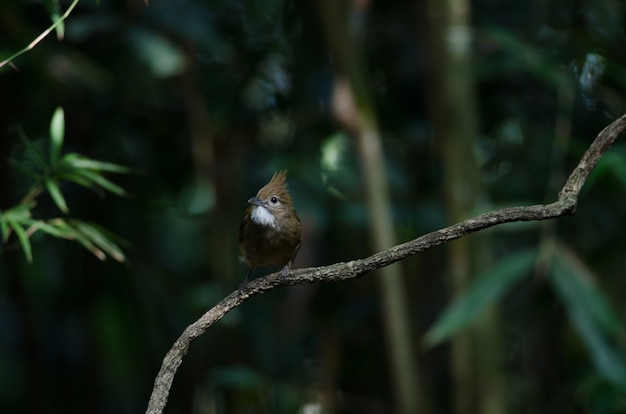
left=238, top=279, right=248, bottom=295
left=279, top=265, right=289, bottom=281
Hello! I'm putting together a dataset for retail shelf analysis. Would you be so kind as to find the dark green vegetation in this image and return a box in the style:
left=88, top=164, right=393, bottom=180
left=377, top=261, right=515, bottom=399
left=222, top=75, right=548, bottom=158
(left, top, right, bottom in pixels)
left=1, top=1, right=626, bottom=413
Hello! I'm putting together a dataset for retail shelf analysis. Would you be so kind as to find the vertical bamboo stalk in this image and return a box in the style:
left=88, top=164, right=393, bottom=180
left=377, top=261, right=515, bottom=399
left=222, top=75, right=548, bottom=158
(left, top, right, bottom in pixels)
left=316, top=2, right=427, bottom=413
left=418, top=0, right=506, bottom=412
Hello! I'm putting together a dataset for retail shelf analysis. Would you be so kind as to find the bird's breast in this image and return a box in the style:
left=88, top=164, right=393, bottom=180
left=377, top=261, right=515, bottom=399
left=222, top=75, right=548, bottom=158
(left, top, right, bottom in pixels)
left=240, top=214, right=300, bottom=267
left=250, top=205, right=276, bottom=227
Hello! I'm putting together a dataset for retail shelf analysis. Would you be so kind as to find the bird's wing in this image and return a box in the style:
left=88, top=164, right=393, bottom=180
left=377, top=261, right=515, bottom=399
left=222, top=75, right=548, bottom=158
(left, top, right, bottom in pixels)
left=238, top=207, right=250, bottom=245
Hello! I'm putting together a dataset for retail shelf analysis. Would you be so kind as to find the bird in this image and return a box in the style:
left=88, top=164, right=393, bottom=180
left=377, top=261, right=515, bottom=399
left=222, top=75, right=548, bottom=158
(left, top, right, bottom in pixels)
left=238, top=170, right=301, bottom=292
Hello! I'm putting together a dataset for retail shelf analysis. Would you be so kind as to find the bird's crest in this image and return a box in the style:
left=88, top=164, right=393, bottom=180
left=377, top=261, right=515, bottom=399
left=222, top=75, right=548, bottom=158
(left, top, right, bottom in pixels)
left=258, top=170, right=292, bottom=204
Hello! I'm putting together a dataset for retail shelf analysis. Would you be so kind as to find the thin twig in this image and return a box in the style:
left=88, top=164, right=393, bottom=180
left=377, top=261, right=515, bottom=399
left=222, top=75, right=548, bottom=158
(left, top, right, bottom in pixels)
left=145, top=113, right=626, bottom=414
left=0, top=0, right=80, bottom=70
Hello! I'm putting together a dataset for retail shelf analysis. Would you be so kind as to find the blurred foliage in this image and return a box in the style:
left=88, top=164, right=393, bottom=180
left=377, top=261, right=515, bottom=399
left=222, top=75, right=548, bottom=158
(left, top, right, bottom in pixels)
left=424, top=248, right=537, bottom=347
left=1, top=1, right=626, bottom=414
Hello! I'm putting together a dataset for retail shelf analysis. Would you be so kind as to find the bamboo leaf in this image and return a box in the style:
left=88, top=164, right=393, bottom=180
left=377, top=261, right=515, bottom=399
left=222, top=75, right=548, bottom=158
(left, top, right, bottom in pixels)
left=62, top=153, right=132, bottom=173
left=553, top=244, right=625, bottom=337
left=50, top=219, right=107, bottom=261
left=77, top=170, right=127, bottom=196
left=71, top=220, right=125, bottom=262
left=49, top=107, right=65, bottom=165
left=46, top=218, right=79, bottom=238
left=1, top=204, right=32, bottom=221
left=550, top=253, right=626, bottom=388
left=1, top=204, right=35, bottom=243
left=73, top=234, right=107, bottom=261
left=29, top=220, right=71, bottom=239
left=423, top=248, right=536, bottom=347
left=57, top=171, right=98, bottom=190
left=8, top=220, right=33, bottom=262
left=1, top=219, right=9, bottom=242
left=8, top=160, right=42, bottom=181
left=45, top=178, right=69, bottom=213
left=482, top=28, right=569, bottom=88
left=17, top=127, right=48, bottom=170
left=44, top=0, right=65, bottom=40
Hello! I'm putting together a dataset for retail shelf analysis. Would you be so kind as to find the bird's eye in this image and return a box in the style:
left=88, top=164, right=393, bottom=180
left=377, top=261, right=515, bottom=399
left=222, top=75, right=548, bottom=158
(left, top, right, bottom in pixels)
left=270, top=196, right=279, bottom=204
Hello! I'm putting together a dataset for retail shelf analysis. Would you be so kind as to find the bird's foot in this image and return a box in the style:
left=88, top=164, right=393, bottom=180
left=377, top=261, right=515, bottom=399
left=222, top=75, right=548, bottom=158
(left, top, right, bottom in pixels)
left=238, top=278, right=249, bottom=295
left=279, top=265, right=289, bottom=281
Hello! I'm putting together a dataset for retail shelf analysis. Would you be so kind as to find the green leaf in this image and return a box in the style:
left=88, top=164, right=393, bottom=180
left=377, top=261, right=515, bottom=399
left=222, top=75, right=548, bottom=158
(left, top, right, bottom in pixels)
left=552, top=245, right=624, bottom=338
left=17, top=127, right=48, bottom=170
left=62, top=153, right=131, bottom=173
left=77, top=170, right=127, bottom=196
left=44, top=0, right=65, bottom=40
left=45, top=178, right=69, bottom=213
left=481, top=28, right=569, bottom=88
left=57, top=171, right=98, bottom=190
left=0, top=204, right=35, bottom=245
left=1, top=219, right=9, bottom=242
left=72, top=234, right=106, bottom=261
left=8, top=220, right=33, bottom=262
left=44, top=218, right=76, bottom=237
left=71, top=220, right=125, bottom=262
left=423, top=248, right=537, bottom=347
left=52, top=219, right=126, bottom=262
left=587, top=148, right=626, bottom=189
left=54, top=17, right=65, bottom=40
left=8, top=159, right=42, bottom=181
left=0, top=203, right=33, bottom=222
left=49, top=107, right=65, bottom=166
left=128, top=29, right=187, bottom=77
left=30, top=220, right=71, bottom=239
left=49, top=219, right=107, bottom=260
left=550, top=250, right=626, bottom=388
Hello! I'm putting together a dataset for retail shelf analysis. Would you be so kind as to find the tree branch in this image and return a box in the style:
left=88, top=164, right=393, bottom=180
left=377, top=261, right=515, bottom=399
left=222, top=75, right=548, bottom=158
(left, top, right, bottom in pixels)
left=145, top=113, right=626, bottom=414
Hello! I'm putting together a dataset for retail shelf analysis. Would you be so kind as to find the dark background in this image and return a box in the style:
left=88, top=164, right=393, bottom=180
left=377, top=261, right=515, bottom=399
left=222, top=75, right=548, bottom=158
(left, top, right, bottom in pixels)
left=1, top=0, right=626, bottom=413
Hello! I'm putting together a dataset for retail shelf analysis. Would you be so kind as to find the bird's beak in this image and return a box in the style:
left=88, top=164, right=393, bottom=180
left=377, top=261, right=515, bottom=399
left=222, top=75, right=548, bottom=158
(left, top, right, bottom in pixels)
left=248, top=196, right=263, bottom=206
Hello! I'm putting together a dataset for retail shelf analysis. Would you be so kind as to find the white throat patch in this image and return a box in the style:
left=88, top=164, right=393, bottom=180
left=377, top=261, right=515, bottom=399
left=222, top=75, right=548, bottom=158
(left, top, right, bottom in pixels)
left=251, top=205, right=276, bottom=227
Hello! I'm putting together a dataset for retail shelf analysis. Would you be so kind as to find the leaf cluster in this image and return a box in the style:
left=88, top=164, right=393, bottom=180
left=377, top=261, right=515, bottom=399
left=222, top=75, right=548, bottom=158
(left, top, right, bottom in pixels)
left=1, top=107, right=129, bottom=263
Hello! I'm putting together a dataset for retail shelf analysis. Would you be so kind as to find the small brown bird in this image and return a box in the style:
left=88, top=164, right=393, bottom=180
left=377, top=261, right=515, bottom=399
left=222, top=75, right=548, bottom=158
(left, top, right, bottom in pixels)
left=238, top=170, right=301, bottom=292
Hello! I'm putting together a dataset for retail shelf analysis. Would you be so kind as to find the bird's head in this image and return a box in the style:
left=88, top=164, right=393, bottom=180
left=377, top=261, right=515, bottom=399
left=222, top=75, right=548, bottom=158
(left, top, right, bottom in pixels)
left=248, top=170, right=295, bottom=228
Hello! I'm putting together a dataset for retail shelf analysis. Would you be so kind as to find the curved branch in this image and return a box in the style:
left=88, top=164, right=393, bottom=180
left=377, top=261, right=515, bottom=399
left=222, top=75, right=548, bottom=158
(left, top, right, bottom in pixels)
left=145, top=113, right=626, bottom=414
